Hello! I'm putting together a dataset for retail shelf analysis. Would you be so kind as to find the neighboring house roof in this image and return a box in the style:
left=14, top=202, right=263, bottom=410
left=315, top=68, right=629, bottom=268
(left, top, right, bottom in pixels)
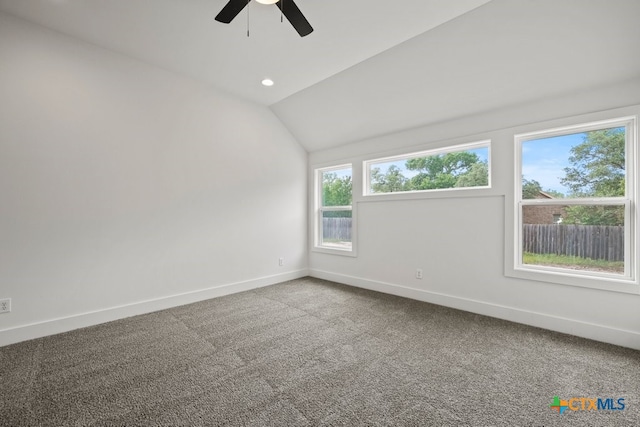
left=537, top=191, right=555, bottom=199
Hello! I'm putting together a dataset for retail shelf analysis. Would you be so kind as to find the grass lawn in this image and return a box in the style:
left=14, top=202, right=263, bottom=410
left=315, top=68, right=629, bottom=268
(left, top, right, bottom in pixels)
left=523, top=252, right=624, bottom=274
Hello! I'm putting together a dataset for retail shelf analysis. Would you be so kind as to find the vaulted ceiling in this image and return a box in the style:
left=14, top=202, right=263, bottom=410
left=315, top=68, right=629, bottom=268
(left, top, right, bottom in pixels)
left=1, top=0, right=639, bottom=151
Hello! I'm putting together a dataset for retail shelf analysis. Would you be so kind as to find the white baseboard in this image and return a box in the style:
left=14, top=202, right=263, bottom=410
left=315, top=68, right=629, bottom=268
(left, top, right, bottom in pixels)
left=0, top=269, right=309, bottom=347
left=310, top=269, right=640, bottom=351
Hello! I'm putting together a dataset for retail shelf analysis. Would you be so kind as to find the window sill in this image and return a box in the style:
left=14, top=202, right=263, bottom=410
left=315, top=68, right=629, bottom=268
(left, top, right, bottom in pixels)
left=505, top=264, right=640, bottom=294
left=312, top=245, right=357, bottom=257
left=359, top=186, right=498, bottom=203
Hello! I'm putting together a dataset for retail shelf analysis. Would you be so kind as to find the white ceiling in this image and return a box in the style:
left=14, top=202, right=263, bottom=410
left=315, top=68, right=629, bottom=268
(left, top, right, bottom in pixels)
left=273, top=0, right=640, bottom=150
left=0, top=0, right=490, bottom=105
left=1, top=0, right=639, bottom=152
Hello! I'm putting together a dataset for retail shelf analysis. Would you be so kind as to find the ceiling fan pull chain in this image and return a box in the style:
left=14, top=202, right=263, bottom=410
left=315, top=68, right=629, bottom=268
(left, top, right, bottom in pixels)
left=281, top=0, right=284, bottom=23
left=246, top=0, right=250, bottom=37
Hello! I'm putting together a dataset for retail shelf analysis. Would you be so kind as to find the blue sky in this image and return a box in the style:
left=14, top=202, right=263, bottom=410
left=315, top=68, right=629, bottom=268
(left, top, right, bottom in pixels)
left=522, top=126, right=627, bottom=195
left=521, top=133, right=583, bottom=195
left=328, top=167, right=352, bottom=179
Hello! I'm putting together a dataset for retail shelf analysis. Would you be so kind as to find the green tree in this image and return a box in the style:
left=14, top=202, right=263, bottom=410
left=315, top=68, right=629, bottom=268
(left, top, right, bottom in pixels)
left=561, top=128, right=625, bottom=197
left=322, top=172, right=352, bottom=206
left=370, top=165, right=407, bottom=193
left=563, top=205, right=623, bottom=226
left=560, top=127, right=625, bottom=225
left=522, top=178, right=542, bottom=199
left=455, top=161, right=489, bottom=188
left=322, top=172, right=352, bottom=218
left=406, top=152, right=480, bottom=190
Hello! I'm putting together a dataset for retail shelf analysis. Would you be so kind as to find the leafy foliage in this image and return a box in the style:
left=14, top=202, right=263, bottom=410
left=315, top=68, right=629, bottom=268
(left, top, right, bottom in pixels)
left=322, top=172, right=352, bottom=218
left=563, top=205, right=623, bottom=226
left=455, top=161, right=489, bottom=188
left=522, top=178, right=543, bottom=199
left=370, top=151, right=488, bottom=193
left=560, top=127, right=625, bottom=225
left=406, top=152, right=480, bottom=190
left=370, top=165, right=407, bottom=193
left=322, top=172, right=352, bottom=207
left=561, top=128, right=625, bottom=198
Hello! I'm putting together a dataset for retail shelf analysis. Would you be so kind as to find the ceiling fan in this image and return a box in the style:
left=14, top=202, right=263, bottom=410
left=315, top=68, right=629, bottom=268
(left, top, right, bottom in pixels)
left=215, top=0, right=313, bottom=37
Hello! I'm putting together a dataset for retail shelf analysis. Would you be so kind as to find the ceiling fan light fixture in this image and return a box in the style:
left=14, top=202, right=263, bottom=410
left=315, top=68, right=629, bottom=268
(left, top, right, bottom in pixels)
left=215, top=0, right=313, bottom=37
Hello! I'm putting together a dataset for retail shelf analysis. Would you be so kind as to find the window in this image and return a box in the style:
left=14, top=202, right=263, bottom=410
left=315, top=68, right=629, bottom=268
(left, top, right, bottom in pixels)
left=515, top=117, right=637, bottom=286
left=364, top=141, right=490, bottom=196
left=315, top=165, right=354, bottom=254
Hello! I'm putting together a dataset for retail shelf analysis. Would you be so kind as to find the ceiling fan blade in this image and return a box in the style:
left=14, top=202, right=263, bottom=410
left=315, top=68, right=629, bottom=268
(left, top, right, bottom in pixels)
left=276, top=0, right=313, bottom=37
left=215, top=0, right=249, bottom=24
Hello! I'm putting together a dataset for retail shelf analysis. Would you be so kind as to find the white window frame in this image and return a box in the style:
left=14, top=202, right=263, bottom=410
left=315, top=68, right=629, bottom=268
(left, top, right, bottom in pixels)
left=511, top=116, right=638, bottom=293
left=363, top=140, right=491, bottom=197
left=313, top=164, right=356, bottom=256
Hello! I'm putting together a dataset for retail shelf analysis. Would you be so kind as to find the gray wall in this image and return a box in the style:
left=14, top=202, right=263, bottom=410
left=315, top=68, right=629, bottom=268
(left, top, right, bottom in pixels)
left=309, top=81, right=640, bottom=349
left=0, top=13, right=308, bottom=345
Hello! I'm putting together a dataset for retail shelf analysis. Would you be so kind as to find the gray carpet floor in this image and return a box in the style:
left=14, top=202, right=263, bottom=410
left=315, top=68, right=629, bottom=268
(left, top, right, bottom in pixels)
left=1, top=277, right=638, bottom=426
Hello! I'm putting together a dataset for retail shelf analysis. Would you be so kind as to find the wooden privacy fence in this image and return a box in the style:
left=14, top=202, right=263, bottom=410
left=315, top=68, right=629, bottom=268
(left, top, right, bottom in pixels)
left=323, top=218, right=352, bottom=240
left=324, top=220, right=623, bottom=261
left=523, top=224, right=624, bottom=261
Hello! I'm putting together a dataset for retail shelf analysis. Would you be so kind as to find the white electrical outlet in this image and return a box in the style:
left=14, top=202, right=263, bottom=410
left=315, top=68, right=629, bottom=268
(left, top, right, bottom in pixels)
left=416, top=269, right=423, bottom=279
left=279, top=257, right=284, bottom=267
left=0, top=298, right=11, bottom=314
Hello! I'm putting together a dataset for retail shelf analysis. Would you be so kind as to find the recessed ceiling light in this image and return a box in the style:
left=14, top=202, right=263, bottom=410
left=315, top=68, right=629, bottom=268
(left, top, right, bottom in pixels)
left=256, top=0, right=279, bottom=4
left=261, top=78, right=275, bottom=87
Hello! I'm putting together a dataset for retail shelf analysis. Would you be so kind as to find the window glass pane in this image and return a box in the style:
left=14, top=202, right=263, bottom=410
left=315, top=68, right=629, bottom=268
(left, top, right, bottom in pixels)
left=368, top=146, right=489, bottom=194
left=522, top=204, right=624, bottom=275
left=321, top=168, right=352, bottom=207
left=321, top=210, right=352, bottom=249
left=521, top=127, right=625, bottom=199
